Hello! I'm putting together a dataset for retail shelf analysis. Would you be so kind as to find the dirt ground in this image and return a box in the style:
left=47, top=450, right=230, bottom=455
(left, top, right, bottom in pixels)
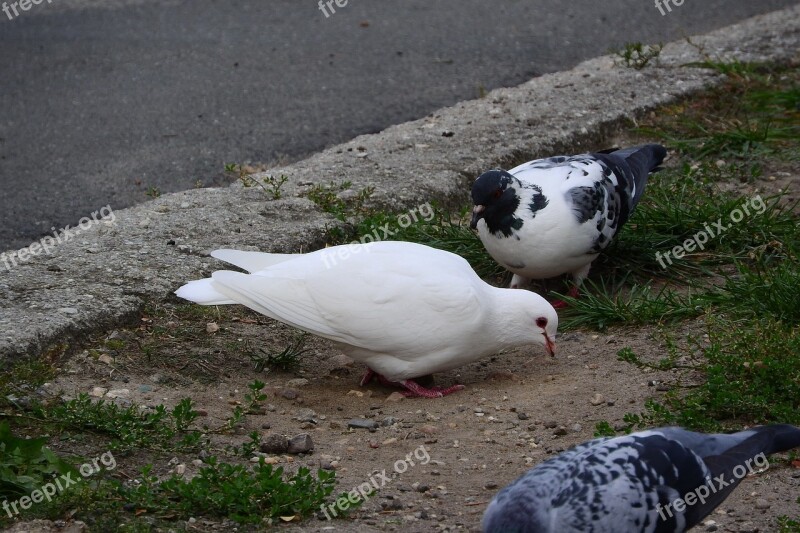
left=33, top=302, right=799, bottom=533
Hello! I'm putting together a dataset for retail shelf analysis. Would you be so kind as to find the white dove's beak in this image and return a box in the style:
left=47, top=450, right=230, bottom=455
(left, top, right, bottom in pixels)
left=544, top=333, right=556, bottom=357
left=470, top=205, right=486, bottom=229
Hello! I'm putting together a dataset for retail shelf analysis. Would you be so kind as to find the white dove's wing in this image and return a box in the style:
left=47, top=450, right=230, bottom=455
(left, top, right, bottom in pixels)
left=208, top=242, right=487, bottom=357
left=211, top=249, right=303, bottom=273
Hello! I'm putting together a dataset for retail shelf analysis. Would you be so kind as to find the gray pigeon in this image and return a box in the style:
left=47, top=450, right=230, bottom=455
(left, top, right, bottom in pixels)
left=482, top=424, right=800, bottom=532
left=470, top=144, right=666, bottom=307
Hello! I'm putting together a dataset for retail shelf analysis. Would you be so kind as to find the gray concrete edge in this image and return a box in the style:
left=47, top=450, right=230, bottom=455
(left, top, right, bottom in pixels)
left=1, top=5, right=799, bottom=362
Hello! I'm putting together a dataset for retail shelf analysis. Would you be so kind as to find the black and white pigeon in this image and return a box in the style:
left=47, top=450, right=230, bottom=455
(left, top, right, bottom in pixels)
left=470, top=144, right=666, bottom=306
left=482, top=424, right=800, bottom=533
left=175, top=241, right=558, bottom=398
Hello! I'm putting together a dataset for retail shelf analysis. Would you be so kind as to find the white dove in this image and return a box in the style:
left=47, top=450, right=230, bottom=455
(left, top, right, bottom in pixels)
left=175, top=240, right=558, bottom=398
left=470, top=144, right=666, bottom=307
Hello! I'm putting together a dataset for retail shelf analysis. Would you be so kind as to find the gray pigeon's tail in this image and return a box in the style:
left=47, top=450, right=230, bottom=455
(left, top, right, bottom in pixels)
left=591, top=143, right=666, bottom=226
left=680, top=424, right=800, bottom=529
left=610, top=144, right=667, bottom=206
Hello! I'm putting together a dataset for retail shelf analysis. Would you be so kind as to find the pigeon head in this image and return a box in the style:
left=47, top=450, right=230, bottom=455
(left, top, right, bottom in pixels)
left=470, top=170, right=520, bottom=231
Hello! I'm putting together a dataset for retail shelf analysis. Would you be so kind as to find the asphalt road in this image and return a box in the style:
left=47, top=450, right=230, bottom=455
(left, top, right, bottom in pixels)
left=0, top=0, right=796, bottom=252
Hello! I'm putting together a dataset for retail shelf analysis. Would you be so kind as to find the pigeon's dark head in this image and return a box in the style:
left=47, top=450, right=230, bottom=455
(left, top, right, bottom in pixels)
left=470, top=170, right=519, bottom=231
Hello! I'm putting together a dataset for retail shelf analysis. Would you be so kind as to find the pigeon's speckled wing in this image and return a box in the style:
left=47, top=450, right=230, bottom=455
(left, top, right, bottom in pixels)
left=482, top=425, right=800, bottom=533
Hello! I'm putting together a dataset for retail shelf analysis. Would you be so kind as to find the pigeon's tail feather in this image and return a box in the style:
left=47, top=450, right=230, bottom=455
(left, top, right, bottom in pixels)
left=211, top=249, right=301, bottom=273
left=683, top=424, right=800, bottom=529
left=734, top=424, right=800, bottom=457
left=174, top=278, right=237, bottom=305
left=612, top=144, right=667, bottom=206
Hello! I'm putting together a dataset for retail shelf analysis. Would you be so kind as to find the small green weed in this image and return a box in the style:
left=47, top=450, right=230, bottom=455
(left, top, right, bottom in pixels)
left=614, top=42, right=663, bottom=70
left=305, top=181, right=374, bottom=221
left=226, top=163, right=289, bottom=200
left=33, top=395, right=200, bottom=452
left=593, top=421, right=617, bottom=438
left=120, top=459, right=337, bottom=524
left=0, top=422, right=76, bottom=500
left=249, top=334, right=310, bottom=372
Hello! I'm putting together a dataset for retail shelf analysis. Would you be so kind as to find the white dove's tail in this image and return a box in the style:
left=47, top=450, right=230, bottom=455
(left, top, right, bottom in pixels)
left=174, top=278, right=237, bottom=305
left=175, top=249, right=304, bottom=305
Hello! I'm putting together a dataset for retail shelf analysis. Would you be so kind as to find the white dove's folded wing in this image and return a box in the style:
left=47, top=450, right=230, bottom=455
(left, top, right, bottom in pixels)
left=211, top=249, right=303, bottom=273
left=209, top=271, right=352, bottom=343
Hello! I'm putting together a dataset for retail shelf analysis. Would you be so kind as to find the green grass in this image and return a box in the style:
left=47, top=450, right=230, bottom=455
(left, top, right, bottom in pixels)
left=617, top=316, right=800, bottom=432
left=583, top=61, right=800, bottom=451
left=31, top=395, right=202, bottom=452
left=0, top=358, right=347, bottom=528
left=639, top=62, right=799, bottom=160
left=15, top=457, right=340, bottom=530
left=114, top=460, right=337, bottom=525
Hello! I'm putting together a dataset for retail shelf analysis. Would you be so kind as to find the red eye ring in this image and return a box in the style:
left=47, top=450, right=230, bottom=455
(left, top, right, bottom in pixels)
left=493, top=189, right=503, bottom=199
left=536, top=317, right=547, bottom=328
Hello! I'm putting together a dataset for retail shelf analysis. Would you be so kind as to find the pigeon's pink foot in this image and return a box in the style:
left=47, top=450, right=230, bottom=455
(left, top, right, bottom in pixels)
left=361, top=368, right=463, bottom=398
left=359, top=368, right=377, bottom=386
left=399, top=380, right=465, bottom=398
left=551, top=286, right=580, bottom=309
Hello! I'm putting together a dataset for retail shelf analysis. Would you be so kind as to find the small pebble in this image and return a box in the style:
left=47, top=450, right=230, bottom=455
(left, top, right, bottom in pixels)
left=385, top=392, right=406, bottom=402
left=287, top=433, right=314, bottom=454
left=347, top=418, right=378, bottom=430
left=754, top=498, right=770, bottom=510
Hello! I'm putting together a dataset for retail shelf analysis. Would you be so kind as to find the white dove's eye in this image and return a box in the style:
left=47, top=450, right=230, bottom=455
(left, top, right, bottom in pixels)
left=536, top=317, right=547, bottom=328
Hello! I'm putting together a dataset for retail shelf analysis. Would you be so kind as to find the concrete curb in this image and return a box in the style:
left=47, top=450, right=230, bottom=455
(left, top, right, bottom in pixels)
left=2, top=5, right=799, bottom=362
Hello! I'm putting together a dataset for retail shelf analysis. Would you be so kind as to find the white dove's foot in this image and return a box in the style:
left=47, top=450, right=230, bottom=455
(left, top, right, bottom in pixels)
left=360, top=368, right=464, bottom=398
left=359, top=368, right=378, bottom=387
left=399, top=380, right=465, bottom=398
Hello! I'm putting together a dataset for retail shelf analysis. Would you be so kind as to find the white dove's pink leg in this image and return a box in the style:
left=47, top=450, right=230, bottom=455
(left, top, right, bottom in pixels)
left=399, top=380, right=465, bottom=398
left=361, top=367, right=464, bottom=398
left=359, top=368, right=377, bottom=386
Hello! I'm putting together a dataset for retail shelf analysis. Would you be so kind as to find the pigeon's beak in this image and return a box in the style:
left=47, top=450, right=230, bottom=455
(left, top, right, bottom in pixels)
left=543, top=333, right=556, bottom=357
left=470, top=205, right=486, bottom=230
